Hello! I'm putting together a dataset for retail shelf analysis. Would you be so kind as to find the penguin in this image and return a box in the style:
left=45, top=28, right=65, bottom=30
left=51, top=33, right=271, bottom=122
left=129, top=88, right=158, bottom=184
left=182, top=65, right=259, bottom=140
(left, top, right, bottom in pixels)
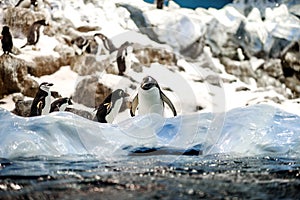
left=21, top=19, right=49, bottom=49
left=95, top=89, right=129, bottom=123
left=71, top=36, right=89, bottom=55
left=29, top=82, right=53, bottom=117
left=1, top=26, right=13, bottom=55
left=156, top=0, right=164, bottom=9
left=130, top=76, right=177, bottom=117
left=116, top=41, right=133, bottom=76
left=94, top=33, right=117, bottom=54
left=15, top=0, right=38, bottom=8
left=50, top=97, right=72, bottom=113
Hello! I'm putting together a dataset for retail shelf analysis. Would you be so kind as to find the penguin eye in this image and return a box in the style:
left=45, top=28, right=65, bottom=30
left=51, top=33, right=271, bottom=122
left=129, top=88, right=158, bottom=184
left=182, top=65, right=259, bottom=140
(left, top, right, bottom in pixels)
left=119, top=91, right=123, bottom=96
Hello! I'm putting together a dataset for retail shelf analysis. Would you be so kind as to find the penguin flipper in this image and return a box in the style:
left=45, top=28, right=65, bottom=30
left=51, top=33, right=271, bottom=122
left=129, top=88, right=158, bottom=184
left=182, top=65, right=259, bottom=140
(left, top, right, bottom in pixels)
left=130, top=95, right=138, bottom=117
left=161, top=92, right=177, bottom=116
left=20, top=43, right=27, bottom=48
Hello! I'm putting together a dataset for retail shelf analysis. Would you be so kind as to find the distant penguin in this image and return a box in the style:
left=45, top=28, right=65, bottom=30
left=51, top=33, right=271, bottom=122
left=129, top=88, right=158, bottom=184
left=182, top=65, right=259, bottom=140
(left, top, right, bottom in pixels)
left=71, top=36, right=90, bottom=55
left=29, top=82, right=53, bottom=117
left=94, top=33, right=117, bottom=54
left=15, top=0, right=38, bottom=8
left=116, top=41, right=133, bottom=76
left=21, top=19, right=49, bottom=49
left=156, top=0, right=164, bottom=9
left=50, top=97, right=72, bottom=112
left=95, top=89, right=129, bottom=123
left=1, top=26, right=13, bottom=55
left=130, top=76, right=177, bottom=117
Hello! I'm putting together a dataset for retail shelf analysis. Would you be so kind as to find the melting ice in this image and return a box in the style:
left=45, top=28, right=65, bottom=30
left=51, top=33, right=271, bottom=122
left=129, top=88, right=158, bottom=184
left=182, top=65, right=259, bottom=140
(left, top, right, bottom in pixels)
left=0, top=104, right=299, bottom=160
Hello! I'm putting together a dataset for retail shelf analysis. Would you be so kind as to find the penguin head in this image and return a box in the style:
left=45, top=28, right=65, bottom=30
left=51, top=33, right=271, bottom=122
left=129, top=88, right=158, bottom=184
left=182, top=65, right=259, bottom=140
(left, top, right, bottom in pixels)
left=35, top=19, right=49, bottom=26
left=31, top=0, right=38, bottom=7
left=39, top=82, right=53, bottom=93
left=1, top=26, right=10, bottom=34
left=141, top=76, right=160, bottom=91
left=111, top=89, right=129, bottom=102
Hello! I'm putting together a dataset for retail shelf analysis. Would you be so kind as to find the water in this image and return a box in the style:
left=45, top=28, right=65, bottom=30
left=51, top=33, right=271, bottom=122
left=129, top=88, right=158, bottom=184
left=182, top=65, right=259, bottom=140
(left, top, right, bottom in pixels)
left=143, top=0, right=233, bottom=9
left=0, top=104, right=300, bottom=199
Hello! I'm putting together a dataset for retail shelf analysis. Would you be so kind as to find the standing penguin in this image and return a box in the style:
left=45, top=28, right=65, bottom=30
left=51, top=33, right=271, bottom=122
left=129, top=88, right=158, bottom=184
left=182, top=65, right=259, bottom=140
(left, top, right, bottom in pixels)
left=1, top=26, right=13, bottom=55
left=94, top=33, right=117, bottom=54
left=21, top=19, right=49, bottom=49
left=29, top=82, right=53, bottom=117
left=95, top=89, right=129, bottom=123
left=50, top=97, right=72, bottom=112
left=130, top=76, right=177, bottom=117
left=15, top=0, right=38, bottom=8
left=116, top=41, right=133, bottom=76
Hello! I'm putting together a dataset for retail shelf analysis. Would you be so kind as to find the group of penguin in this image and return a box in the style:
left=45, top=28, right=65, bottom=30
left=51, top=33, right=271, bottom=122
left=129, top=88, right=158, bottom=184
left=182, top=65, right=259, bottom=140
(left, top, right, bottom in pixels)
left=1, top=19, right=48, bottom=54
left=1, top=1, right=177, bottom=123
left=30, top=76, right=177, bottom=123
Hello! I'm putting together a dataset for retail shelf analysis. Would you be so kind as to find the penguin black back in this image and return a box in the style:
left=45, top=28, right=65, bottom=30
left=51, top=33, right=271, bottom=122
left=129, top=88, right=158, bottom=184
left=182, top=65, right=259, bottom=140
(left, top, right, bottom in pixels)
left=21, top=19, right=48, bottom=48
left=50, top=97, right=72, bottom=112
left=95, top=89, right=128, bottom=123
left=1, top=26, right=13, bottom=55
left=116, top=41, right=131, bottom=76
left=94, top=33, right=117, bottom=53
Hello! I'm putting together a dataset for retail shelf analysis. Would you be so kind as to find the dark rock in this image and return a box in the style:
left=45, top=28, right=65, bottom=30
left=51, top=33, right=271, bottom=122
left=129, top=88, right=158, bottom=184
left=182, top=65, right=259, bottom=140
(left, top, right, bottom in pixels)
left=28, top=55, right=66, bottom=77
left=220, top=57, right=256, bottom=84
left=72, top=76, right=112, bottom=108
left=262, top=59, right=283, bottom=78
left=12, top=99, right=32, bottom=117
left=65, top=108, right=94, bottom=120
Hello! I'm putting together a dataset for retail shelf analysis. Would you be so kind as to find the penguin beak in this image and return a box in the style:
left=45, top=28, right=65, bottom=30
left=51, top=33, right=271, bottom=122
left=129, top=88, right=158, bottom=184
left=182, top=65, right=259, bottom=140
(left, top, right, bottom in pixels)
left=47, top=83, right=54, bottom=87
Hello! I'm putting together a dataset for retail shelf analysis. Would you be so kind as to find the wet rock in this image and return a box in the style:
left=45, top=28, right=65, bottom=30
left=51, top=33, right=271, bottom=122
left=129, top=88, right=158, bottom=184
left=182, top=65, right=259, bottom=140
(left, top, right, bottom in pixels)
left=0, top=54, right=38, bottom=99
left=72, top=76, right=112, bottom=108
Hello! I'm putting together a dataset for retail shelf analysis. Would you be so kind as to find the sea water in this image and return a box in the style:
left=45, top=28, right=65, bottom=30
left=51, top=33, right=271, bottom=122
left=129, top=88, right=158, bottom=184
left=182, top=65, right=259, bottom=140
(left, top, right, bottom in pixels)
left=0, top=104, right=299, bottom=198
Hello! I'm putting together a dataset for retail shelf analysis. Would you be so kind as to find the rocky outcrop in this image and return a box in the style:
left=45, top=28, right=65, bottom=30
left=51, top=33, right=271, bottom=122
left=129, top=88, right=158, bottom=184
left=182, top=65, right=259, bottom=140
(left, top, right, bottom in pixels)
left=0, top=54, right=38, bottom=99
left=3, top=7, right=48, bottom=37
left=72, top=76, right=112, bottom=108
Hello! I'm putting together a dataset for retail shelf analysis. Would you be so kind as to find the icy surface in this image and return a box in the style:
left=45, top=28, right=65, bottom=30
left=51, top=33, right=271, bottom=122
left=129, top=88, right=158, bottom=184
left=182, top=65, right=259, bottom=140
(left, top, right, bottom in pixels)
left=0, top=104, right=299, bottom=160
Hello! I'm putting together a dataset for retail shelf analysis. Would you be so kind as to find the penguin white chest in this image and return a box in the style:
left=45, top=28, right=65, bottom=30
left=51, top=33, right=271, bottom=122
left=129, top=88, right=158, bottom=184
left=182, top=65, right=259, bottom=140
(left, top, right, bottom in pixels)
left=59, top=103, right=69, bottom=112
left=138, top=87, right=163, bottom=116
left=41, top=93, right=51, bottom=115
left=105, top=98, right=123, bottom=123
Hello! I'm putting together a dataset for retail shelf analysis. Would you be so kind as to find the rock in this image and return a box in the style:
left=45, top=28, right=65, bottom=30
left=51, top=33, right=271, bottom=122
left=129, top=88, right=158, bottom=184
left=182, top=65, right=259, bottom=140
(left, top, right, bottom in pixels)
left=12, top=93, right=24, bottom=103
left=70, top=54, right=107, bottom=76
left=65, top=108, right=95, bottom=120
left=28, top=55, right=68, bottom=77
left=220, top=57, right=256, bottom=84
left=0, top=54, right=38, bottom=99
left=262, top=59, right=283, bottom=78
left=3, top=7, right=47, bottom=38
left=12, top=99, right=32, bottom=117
left=72, top=76, right=112, bottom=108
left=133, top=44, right=177, bottom=67
left=283, top=51, right=300, bottom=72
